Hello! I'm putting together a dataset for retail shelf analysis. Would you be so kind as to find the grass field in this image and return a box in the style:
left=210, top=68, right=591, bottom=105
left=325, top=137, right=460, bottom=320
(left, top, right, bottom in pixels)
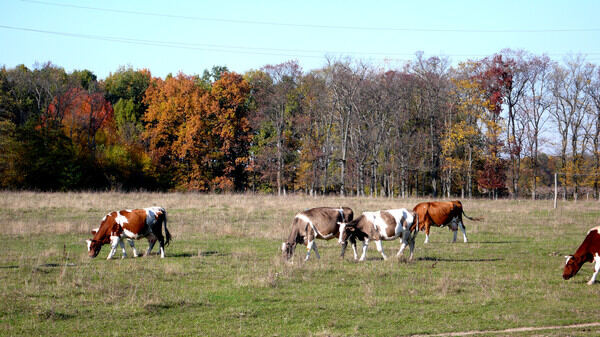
left=1, top=192, right=600, bottom=336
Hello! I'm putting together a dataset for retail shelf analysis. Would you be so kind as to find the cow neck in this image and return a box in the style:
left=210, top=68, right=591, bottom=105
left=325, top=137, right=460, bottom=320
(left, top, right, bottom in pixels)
left=575, top=230, right=600, bottom=261
left=286, top=224, right=300, bottom=246
left=93, top=215, right=114, bottom=243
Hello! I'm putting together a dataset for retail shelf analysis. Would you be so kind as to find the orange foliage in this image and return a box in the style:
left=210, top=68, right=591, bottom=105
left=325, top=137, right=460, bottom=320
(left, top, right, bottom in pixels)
left=143, top=72, right=251, bottom=191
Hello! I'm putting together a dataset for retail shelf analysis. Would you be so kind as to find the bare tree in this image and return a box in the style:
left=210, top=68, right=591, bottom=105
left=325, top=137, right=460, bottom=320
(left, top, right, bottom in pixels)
left=410, top=52, right=451, bottom=197
left=518, top=55, right=553, bottom=199
left=550, top=55, right=592, bottom=200
left=583, top=64, right=600, bottom=199
left=500, top=49, right=530, bottom=198
left=325, top=58, right=368, bottom=196
left=254, top=61, right=303, bottom=196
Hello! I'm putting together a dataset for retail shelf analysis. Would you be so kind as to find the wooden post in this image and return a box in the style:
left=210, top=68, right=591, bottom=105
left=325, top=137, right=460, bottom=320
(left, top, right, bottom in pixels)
left=554, top=172, right=558, bottom=209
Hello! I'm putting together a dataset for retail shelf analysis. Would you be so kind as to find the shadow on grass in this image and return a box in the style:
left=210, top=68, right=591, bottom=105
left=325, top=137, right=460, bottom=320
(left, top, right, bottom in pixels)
left=417, top=256, right=503, bottom=262
left=169, top=250, right=230, bottom=258
left=37, top=263, right=77, bottom=267
left=199, top=250, right=229, bottom=257
left=0, top=265, right=19, bottom=269
left=144, top=300, right=207, bottom=313
left=474, top=240, right=528, bottom=244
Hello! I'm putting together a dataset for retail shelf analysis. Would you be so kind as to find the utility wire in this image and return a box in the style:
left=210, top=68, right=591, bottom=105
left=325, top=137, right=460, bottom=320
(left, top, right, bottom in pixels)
left=21, top=0, right=600, bottom=33
left=3, top=25, right=600, bottom=60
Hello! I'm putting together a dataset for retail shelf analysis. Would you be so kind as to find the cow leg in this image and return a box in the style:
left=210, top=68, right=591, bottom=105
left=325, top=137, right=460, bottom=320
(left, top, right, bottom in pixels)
left=128, top=239, right=138, bottom=257
left=397, top=232, right=412, bottom=260
left=347, top=237, right=359, bottom=260
left=588, top=253, right=600, bottom=285
left=359, top=238, right=369, bottom=261
left=424, top=225, right=430, bottom=244
left=312, top=241, right=321, bottom=260
left=459, top=221, right=468, bottom=243
left=397, top=242, right=407, bottom=257
left=118, top=239, right=127, bottom=259
left=107, top=236, right=121, bottom=260
left=145, top=234, right=157, bottom=257
left=340, top=241, right=347, bottom=258
left=452, top=229, right=458, bottom=243
left=305, top=240, right=316, bottom=261
left=155, top=233, right=166, bottom=258
left=408, top=236, right=415, bottom=260
left=352, top=241, right=359, bottom=260
left=375, top=240, right=387, bottom=261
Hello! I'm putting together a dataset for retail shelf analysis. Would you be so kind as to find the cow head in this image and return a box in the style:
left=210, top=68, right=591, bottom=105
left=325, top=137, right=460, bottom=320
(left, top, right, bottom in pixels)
left=563, top=255, right=583, bottom=280
left=338, top=222, right=352, bottom=244
left=86, top=228, right=102, bottom=258
left=338, top=221, right=363, bottom=245
left=88, top=239, right=102, bottom=258
left=281, top=242, right=296, bottom=260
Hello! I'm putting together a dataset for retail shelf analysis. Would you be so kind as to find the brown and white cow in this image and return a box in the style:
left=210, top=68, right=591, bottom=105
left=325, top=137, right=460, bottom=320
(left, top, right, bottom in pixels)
left=282, top=207, right=353, bottom=261
left=563, top=226, right=600, bottom=285
left=338, top=208, right=419, bottom=261
left=87, top=207, right=171, bottom=259
left=413, top=200, right=481, bottom=244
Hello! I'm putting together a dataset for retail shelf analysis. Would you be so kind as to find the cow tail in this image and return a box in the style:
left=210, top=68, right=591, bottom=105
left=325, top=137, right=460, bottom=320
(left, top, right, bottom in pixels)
left=411, top=213, right=419, bottom=241
left=462, top=209, right=483, bottom=222
left=163, top=208, right=171, bottom=246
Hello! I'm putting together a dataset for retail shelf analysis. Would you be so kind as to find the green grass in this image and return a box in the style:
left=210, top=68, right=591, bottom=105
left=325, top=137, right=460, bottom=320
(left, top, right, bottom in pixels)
left=1, top=193, right=600, bottom=336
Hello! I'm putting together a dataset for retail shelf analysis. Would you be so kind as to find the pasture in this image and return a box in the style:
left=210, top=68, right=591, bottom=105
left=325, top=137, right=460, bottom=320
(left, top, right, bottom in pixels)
left=1, top=192, right=599, bottom=336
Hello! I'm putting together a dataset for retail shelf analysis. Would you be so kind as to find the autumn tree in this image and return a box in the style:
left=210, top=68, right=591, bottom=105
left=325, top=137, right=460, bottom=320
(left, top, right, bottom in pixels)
left=445, top=61, right=487, bottom=198
left=204, top=72, right=252, bottom=191
left=143, top=71, right=251, bottom=191
left=473, top=55, right=512, bottom=198
left=295, top=70, right=334, bottom=195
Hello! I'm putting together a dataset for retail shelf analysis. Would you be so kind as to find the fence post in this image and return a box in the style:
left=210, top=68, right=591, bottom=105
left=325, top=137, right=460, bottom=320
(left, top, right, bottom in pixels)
left=554, top=172, right=558, bottom=209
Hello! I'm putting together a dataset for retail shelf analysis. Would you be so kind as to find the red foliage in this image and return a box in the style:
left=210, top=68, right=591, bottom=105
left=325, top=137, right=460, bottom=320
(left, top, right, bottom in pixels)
left=45, top=87, right=113, bottom=151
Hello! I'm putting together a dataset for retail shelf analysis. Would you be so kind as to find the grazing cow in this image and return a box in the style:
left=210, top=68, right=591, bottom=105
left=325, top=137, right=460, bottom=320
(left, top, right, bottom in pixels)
left=413, top=200, right=481, bottom=244
left=87, top=207, right=171, bottom=259
left=338, top=208, right=419, bottom=261
left=282, top=207, right=353, bottom=261
left=563, top=226, right=600, bottom=285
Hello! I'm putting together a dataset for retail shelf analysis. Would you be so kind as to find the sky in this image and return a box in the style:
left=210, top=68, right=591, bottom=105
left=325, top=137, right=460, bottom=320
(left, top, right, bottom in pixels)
left=1, top=0, right=600, bottom=79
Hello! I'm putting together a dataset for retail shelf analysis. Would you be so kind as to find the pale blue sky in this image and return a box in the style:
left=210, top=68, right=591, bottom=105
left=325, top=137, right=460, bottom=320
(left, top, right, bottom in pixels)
left=1, top=0, right=599, bottom=79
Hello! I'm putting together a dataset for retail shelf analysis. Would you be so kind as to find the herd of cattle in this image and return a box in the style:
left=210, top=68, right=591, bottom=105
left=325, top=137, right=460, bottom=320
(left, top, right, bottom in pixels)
left=84, top=200, right=600, bottom=285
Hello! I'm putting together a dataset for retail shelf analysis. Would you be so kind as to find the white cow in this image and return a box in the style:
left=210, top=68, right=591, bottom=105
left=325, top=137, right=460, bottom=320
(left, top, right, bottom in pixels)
left=338, top=208, right=418, bottom=261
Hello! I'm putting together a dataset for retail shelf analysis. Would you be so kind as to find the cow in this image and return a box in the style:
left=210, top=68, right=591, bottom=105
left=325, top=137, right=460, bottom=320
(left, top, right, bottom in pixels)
left=337, top=208, right=419, bottom=261
left=87, top=207, right=171, bottom=259
left=563, top=226, right=600, bottom=285
left=412, top=200, right=481, bottom=244
left=282, top=207, right=353, bottom=261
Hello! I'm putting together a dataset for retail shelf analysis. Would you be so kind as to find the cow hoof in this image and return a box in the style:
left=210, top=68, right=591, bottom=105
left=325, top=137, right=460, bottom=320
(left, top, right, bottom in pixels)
left=588, top=280, right=595, bottom=285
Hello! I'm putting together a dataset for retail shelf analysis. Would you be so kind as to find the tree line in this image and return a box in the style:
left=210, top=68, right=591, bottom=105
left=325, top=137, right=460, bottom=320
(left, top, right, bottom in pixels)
left=2, top=50, right=600, bottom=199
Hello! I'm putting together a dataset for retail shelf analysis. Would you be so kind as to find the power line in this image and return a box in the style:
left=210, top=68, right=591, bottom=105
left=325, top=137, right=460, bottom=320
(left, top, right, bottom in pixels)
left=21, top=0, right=600, bottom=33
left=0, top=24, right=451, bottom=60
left=2, top=24, right=599, bottom=61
